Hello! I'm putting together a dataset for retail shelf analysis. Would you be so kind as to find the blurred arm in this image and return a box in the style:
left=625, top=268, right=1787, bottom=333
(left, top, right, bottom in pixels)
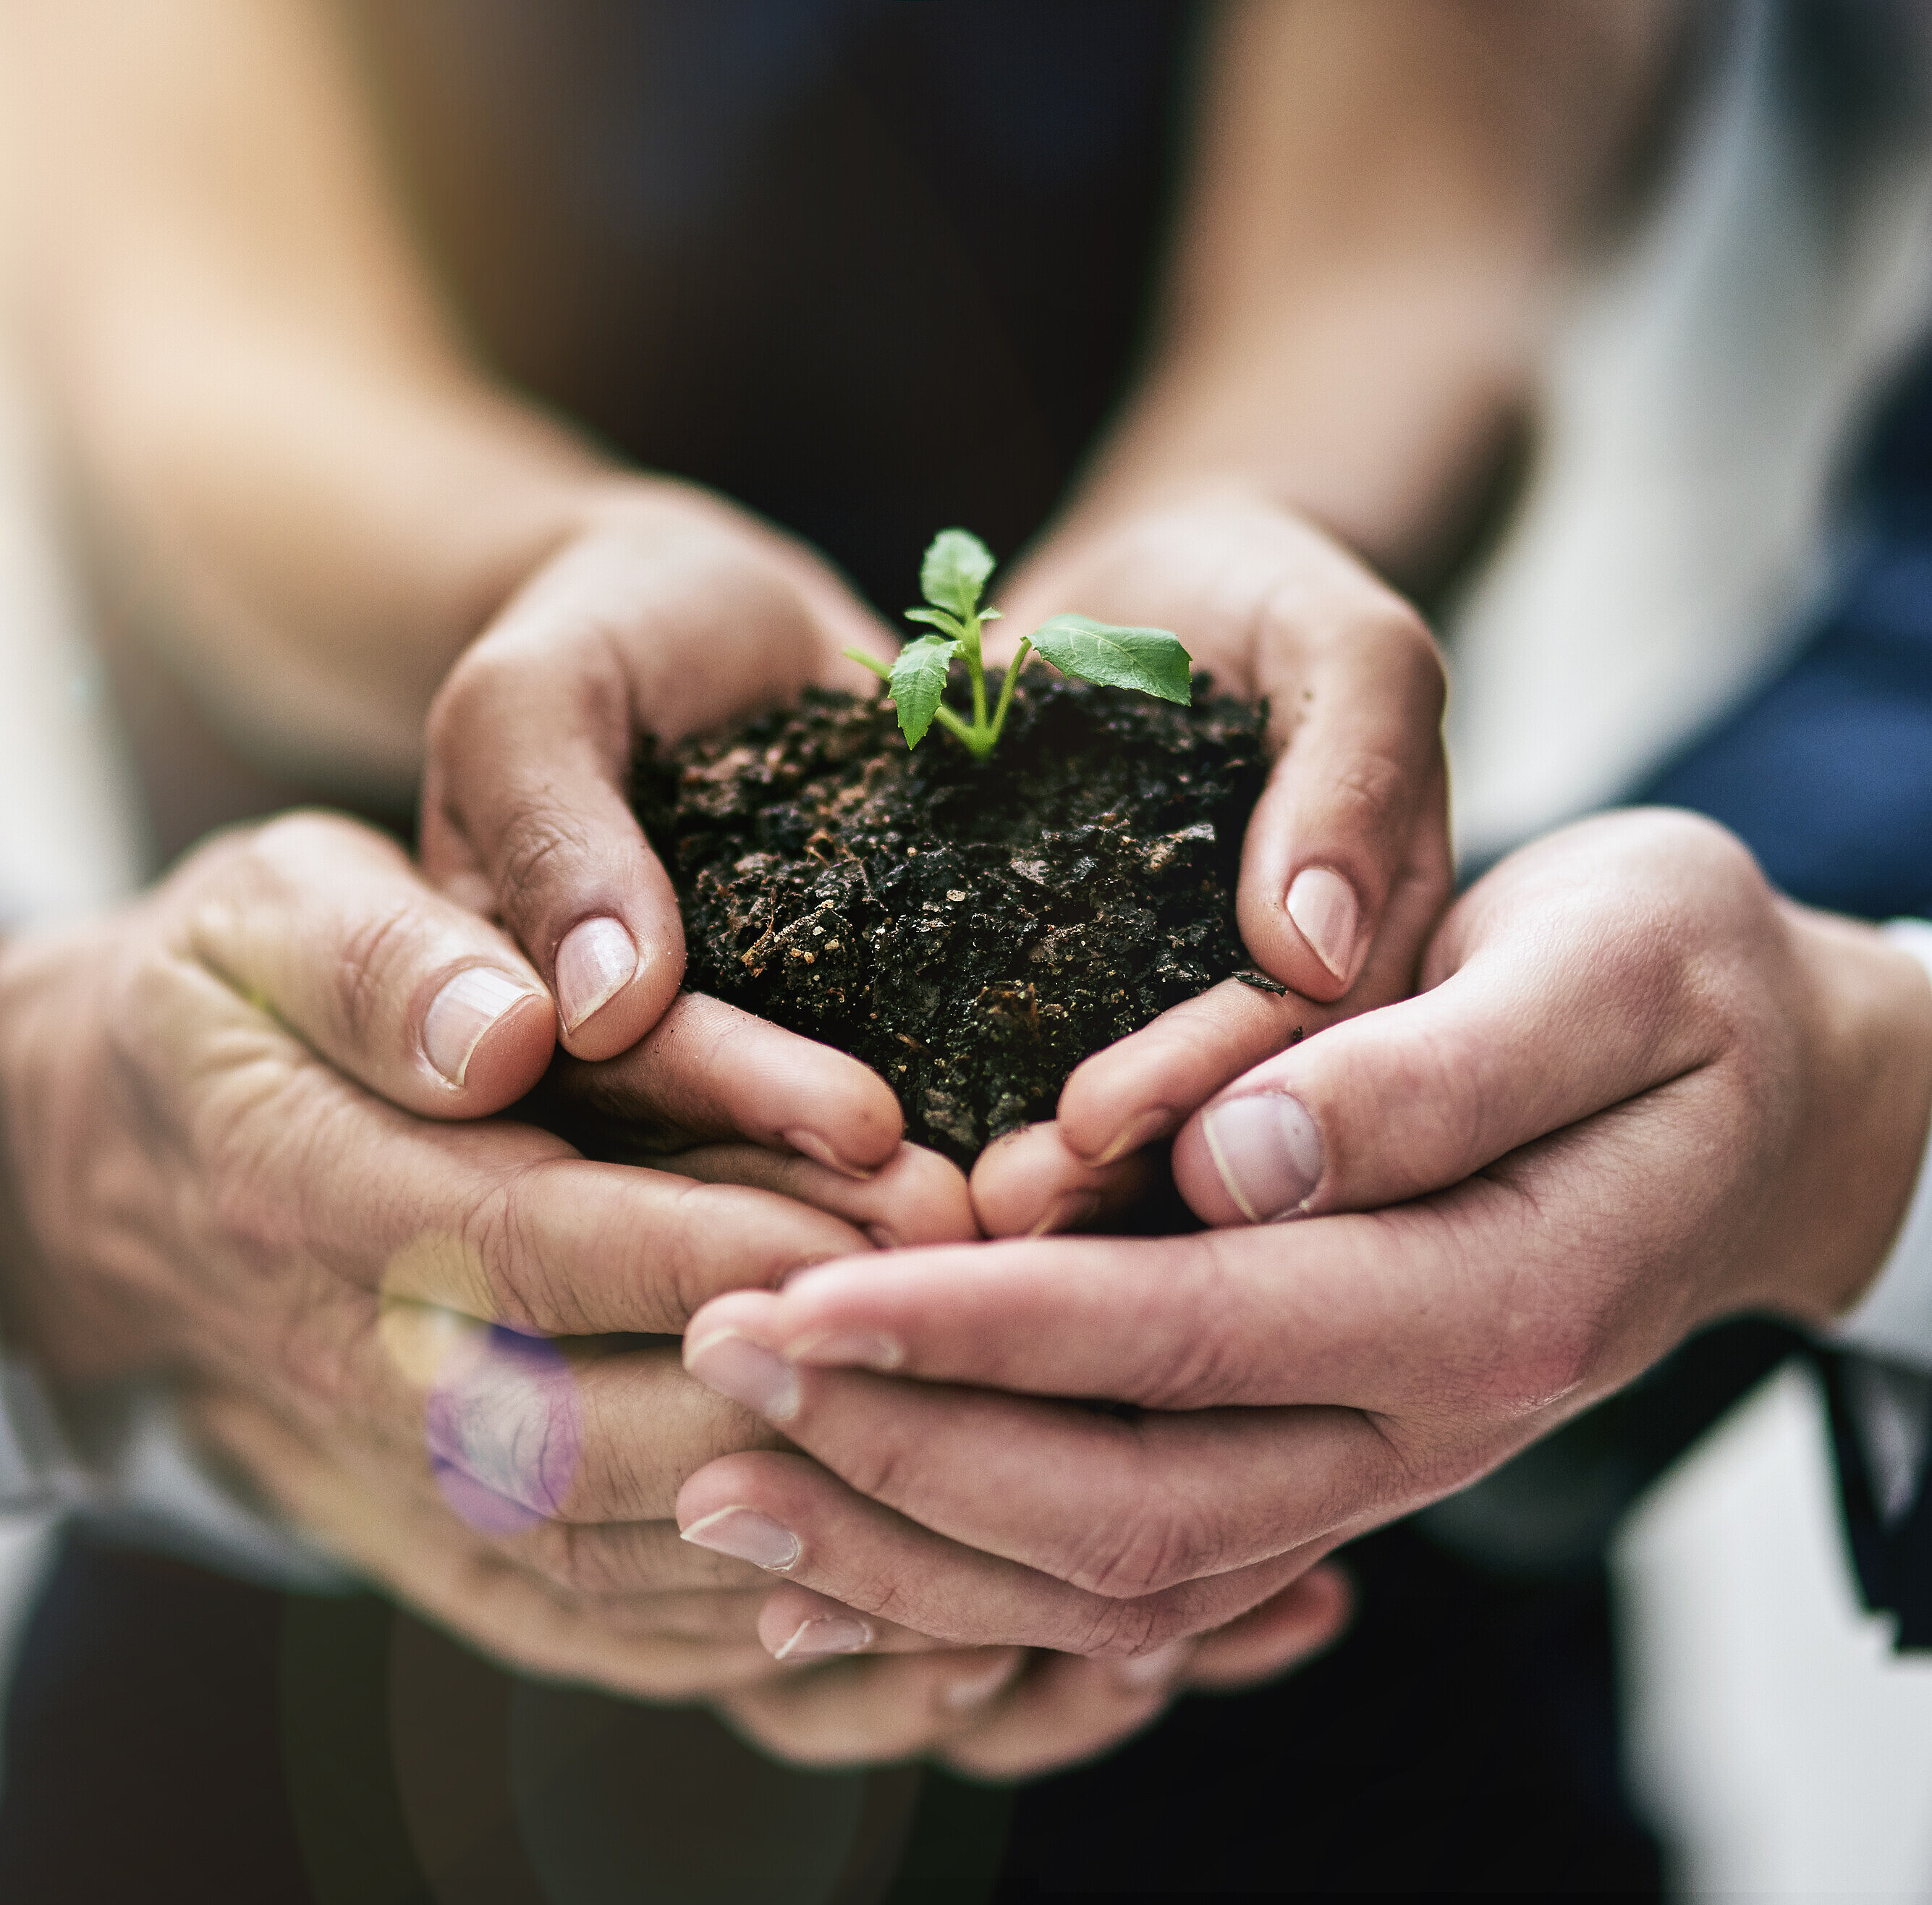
left=1, top=0, right=615, bottom=801
left=1055, top=0, right=1694, bottom=587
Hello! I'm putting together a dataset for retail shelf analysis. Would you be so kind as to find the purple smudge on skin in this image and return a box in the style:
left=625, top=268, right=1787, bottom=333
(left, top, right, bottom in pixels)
left=431, top=1458, right=548, bottom=1536
left=425, top=1326, right=583, bottom=1536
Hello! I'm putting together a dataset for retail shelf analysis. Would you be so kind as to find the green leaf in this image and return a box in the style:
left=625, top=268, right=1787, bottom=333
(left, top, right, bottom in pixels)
left=920, top=529, right=996, bottom=620
left=904, top=606, right=967, bottom=639
left=888, top=633, right=960, bottom=748
left=1029, top=614, right=1192, bottom=705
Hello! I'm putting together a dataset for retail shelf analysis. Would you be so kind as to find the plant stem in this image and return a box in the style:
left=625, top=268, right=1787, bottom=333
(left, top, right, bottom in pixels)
left=844, top=647, right=892, bottom=680
left=964, top=612, right=988, bottom=734
left=931, top=701, right=983, bottom=751
left=984, top=638, right=1033, bottom=753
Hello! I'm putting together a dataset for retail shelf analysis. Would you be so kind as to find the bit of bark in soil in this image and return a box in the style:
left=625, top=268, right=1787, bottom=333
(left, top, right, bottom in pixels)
left=632, top=671, right=1268, bottom=1165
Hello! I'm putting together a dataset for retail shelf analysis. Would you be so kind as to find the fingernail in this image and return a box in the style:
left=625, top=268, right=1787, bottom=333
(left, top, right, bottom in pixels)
left=684, top=1330, right=801, bottom=1421
left=423, top=967, right=540, bottom=1086
left=1200, top=1092, right=1323, bottom=1223
left=1285, top=867, right=1360, bottom=982
left=555, top=916, right=637, bottom=1032
left=944, top=1654, right=1023, bottom=1709
left=679, top=1505, right=801, bottom=1571
left=1090, top=1105, right=1174, bottom=1167
left=782, top=1127, right=876, bottom=1180
left=788, top=1330, right=904, bottom=1371
left=1115, top=1640, right=1190, bottom=1691
left=773, top=1613, right=872, bottom=1661
left=1028, top=1191, right=1099, bottom=1238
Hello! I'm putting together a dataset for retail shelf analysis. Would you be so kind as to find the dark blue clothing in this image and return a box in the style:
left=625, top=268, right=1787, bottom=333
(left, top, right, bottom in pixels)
left=1640, top=340, right=1932, bottom=922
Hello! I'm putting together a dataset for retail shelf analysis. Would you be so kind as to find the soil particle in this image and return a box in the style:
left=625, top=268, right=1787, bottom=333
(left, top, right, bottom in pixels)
left=633, top=671, right=1267, bottom=1165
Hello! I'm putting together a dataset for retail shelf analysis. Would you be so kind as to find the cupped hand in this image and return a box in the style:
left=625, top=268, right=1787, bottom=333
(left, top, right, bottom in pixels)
left=420, top=482, right=897, bottom=1061
left=974, top=489, right=1451, bottom=1234
left=0, top=813, right=975, bottom=1725
left=671, top=810, right=1932, bottom=1662
left=0, top=811, right=1323, bottom=1773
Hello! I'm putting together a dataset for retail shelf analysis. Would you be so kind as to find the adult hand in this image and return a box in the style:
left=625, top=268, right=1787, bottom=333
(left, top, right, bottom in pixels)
left=202, top=1380, right=1349, bottom=1776
left=672, top=811, right=1932, bottom=1660
left=975, top=489, right=1450, bottom=1235
left=420, top=483, right=897, bottom=1063
left=0, top=811, right=978, bottom=1726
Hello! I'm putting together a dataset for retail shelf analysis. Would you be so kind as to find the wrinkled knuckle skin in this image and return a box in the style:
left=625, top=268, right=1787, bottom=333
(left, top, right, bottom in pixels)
left=1059, top=1487, right=1218, bottom=1601
left=1067, top=1592, right=1166, bottom=1661
left=1322, top=750, right=1411, bottom=857
left=331, top=900, right=423, bottom=1051
left=494, top=801, right=597, bottom=939
left=464, top=1168, right=584, bottom=1334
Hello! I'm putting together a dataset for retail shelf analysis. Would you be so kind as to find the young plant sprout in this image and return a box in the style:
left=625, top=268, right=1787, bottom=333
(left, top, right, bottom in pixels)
left=844, top=528, right=1192, bottom=757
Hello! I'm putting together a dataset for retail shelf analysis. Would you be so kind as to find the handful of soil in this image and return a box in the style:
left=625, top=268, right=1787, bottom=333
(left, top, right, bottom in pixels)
left=633, top=670, right=1268, bottom=1166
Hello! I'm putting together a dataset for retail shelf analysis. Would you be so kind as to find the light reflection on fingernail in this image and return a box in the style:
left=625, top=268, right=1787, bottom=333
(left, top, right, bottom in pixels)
left=679, top=1505, right=801, bottom=1571
left=1114, top=1639, right=1190, bottom=1691
left=423, top=966, right=539, bottom=1085
left=944, top=1654, right=1022, bottom=1709
left=684, top=1330, right=802, bottom=1420
left=773, top=1614, right=872, bottom=1661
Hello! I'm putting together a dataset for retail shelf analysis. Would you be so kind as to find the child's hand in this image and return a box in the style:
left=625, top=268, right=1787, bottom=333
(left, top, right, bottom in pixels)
left=420, top=481, right=897, bottom=1060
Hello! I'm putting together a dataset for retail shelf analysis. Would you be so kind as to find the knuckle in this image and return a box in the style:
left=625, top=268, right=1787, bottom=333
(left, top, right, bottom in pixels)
left=329, top=900, right=423, bottom=1049
left=462, top=1167, right=578, bottom=1332
left=494, top=800, right=597, bottom=937
left=1067, top=1591, right=1166, bottom=1660
left=1058, top=1477, right=1219, bottom=1601
left=1318, top=749, right=1411, bottom=855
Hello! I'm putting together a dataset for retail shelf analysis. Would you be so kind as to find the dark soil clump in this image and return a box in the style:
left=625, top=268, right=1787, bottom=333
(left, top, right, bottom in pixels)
left=633, top=672, right=1267, bottom=1165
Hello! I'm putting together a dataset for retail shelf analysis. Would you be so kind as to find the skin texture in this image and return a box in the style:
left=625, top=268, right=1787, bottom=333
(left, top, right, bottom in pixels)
left=677, top=812, right=1932, bottom=1663
left=0, top=813, right=1338, bottom=1772
left=0, top=0, right=1693, bottom=1765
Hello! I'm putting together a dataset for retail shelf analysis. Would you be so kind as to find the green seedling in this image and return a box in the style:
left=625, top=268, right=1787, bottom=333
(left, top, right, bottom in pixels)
left=844, top=528, right=1192, bottom=758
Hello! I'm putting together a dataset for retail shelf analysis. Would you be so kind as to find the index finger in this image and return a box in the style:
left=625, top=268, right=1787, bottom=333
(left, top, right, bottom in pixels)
left=161, top=955, right=876, bottom=1336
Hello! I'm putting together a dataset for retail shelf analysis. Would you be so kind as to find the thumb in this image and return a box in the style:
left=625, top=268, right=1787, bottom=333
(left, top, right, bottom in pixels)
left=185, top=812, right=555, bottom=1118
left=1172, top=846, right=1718, bottom=1225
left=421, top=606, right=684, bottom=1063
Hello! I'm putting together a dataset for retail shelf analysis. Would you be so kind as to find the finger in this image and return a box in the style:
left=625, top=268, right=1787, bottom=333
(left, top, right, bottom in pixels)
left=937, top=1651, right=1187, bottom=1782
left=668, top=1141, right=978, bottom=1249
left=716, top=1647, right=1028, bottom=1769
left=422, top=544, right=689, bottom=1061
left=1058, top=979, right=1327, bottom=1163
left=192, top=1389, right=782, bottom=1700
left=1026, top=773, right=1446, bottom=1188
left=1235, top=591, right=1448, bottom=1001
left=1172, top=828, right=1727, bottom=1226
left=508, top=1516, right=771, bottom=1596
left=754, top=1585, right=952, bottom=1661
left=159, top=974, right=873, bottom=1339
left=368, top=1150, right=872, bottom=1334
left=684, top=1210, right=1500, bottom=1418
left=367, top=1316, right=781, bottom=1524
left=678, top=1443, right=1331, bottom=1639
left=967, top=1123, right=1149, bottom=1241
left=548, top=992, right=904, bottom=1177
left=184, top=812, right=554, bottom=1118
left=1180, top=1562, right=1352, bottom=1690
